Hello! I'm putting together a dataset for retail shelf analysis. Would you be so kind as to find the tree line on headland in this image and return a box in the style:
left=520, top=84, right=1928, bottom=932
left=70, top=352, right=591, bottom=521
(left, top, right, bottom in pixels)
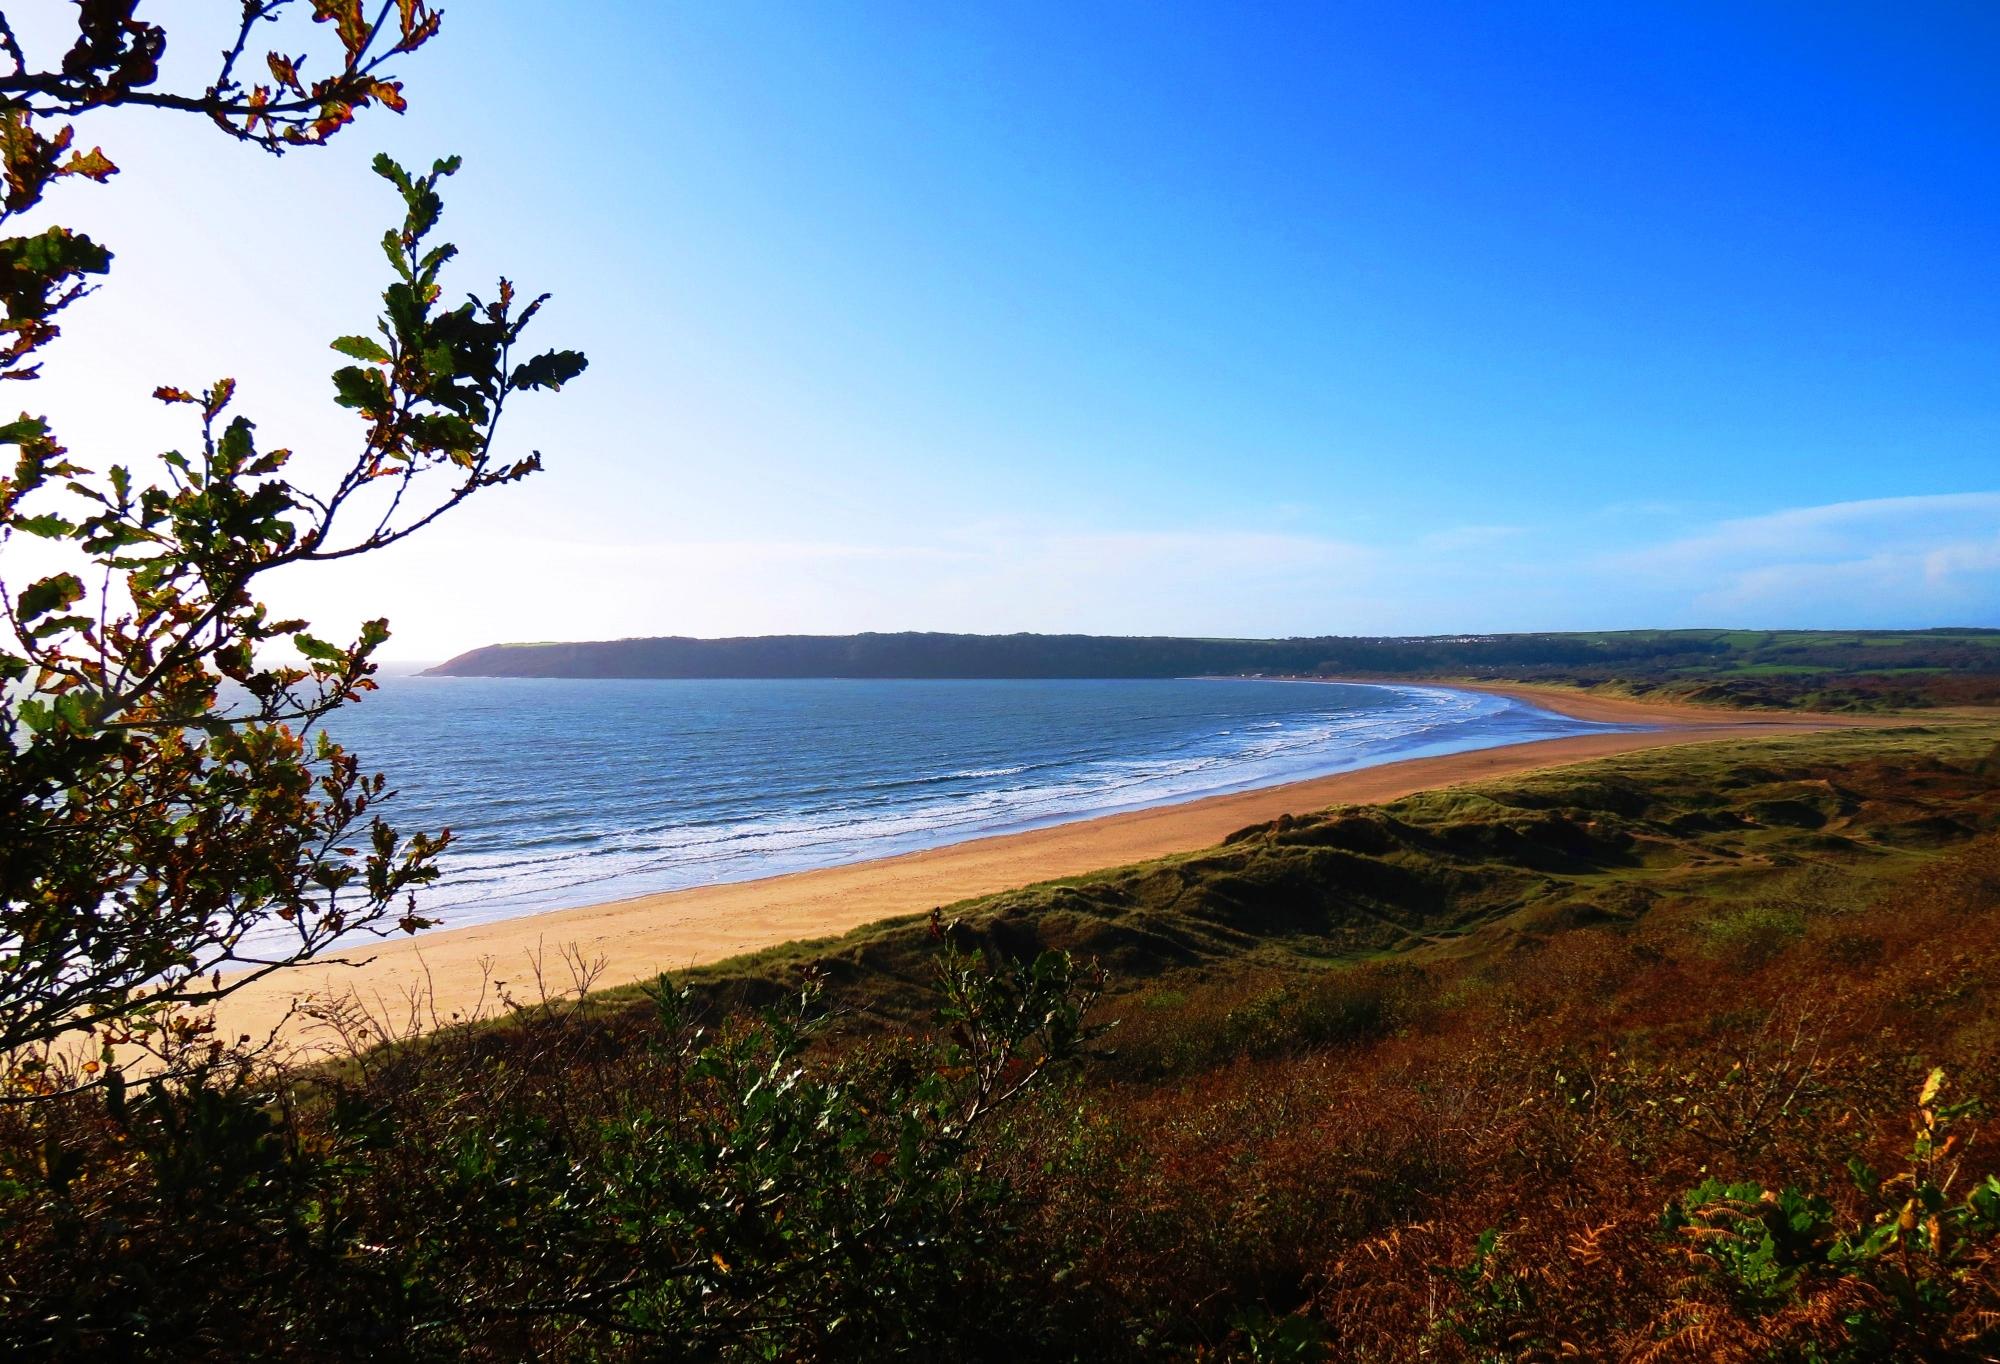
left=428, top=628, right=2000, bottom=709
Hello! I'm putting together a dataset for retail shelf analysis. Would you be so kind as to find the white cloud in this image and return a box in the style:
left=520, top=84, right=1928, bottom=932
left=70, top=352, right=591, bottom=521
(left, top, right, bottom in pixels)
left=1624, top=492, right=2000, bottom=569
left=263, top=523, right=1385, bottom=659
left=1608, top=492, right=2000, bottom=624
left=134, top=491, right=2000, bottom=661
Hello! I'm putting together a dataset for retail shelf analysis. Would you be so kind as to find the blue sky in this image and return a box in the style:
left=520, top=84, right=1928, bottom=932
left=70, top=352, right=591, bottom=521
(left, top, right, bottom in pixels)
left=12, top=2, right=2000, bottom=656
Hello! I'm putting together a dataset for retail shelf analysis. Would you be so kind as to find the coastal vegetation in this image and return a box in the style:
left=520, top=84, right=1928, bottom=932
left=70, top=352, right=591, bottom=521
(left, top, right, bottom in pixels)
left=630, top=723, right=2000, bottom=1023
left=9, top=723, right=2000, bottom=1358
left=427, top=628, right=2000, bottom=711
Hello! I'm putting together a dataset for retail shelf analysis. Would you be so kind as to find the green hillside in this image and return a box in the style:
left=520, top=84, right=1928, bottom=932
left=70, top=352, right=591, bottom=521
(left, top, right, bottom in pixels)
left=426, top=628, right=2000, bottom=710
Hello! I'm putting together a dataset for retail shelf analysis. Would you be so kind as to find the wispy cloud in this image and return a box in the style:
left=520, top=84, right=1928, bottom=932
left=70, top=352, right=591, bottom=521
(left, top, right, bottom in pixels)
left=1606, top=492, right=2000, bottom=623
left=280, top=523, right=1385, bottom=656
left=1622, top=492, right=2000, bottom=568
left=283, top=492, right=2000, bottom=659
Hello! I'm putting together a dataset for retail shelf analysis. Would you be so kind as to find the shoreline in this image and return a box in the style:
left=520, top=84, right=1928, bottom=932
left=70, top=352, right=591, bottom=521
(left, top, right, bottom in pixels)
left=216, top=684, right=1878, bottom=1047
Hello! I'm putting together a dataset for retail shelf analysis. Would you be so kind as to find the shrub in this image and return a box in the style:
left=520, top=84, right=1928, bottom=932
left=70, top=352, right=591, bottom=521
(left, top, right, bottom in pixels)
left=1657, top=1069, right=2000, bottom=1361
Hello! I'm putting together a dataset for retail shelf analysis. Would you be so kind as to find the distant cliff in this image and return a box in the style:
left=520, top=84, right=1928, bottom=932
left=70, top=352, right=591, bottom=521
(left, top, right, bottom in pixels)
left=422, top=628, right=1974, bottom=681
left=421, top=629, right=2000, bottom=710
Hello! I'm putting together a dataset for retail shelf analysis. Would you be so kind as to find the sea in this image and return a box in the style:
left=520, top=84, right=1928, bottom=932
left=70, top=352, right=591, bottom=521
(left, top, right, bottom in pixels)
left=317, top=676, right=1638, bottom=931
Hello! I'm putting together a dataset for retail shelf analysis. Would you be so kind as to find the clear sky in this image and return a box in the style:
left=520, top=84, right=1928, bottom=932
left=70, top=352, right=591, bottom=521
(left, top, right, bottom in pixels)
left=12, top=2, right=2000, bottom=658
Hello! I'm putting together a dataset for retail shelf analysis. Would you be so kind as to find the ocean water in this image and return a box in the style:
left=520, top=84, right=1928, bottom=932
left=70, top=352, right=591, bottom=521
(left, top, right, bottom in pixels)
left=317, top=677, right=1638, bottom=931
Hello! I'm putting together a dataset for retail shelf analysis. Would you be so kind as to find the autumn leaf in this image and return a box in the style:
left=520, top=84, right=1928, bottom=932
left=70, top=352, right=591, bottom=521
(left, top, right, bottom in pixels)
left=59, top=147, right=118, bottom=183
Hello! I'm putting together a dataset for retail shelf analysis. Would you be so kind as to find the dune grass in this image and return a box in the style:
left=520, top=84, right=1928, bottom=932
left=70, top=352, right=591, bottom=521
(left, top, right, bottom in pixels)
left=585, top=723, right=2000, bottom=1028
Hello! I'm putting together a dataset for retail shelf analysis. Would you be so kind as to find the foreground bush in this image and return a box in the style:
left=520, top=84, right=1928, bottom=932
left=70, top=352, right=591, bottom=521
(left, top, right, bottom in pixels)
left=1, top=931, right=1102, bottom=1360
left=996, top=830, right=2000, bottom=1360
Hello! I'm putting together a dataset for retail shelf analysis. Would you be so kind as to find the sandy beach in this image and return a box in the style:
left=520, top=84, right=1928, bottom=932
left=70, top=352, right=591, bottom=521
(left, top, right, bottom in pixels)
left=215, top=684, right=1875, bottom=1045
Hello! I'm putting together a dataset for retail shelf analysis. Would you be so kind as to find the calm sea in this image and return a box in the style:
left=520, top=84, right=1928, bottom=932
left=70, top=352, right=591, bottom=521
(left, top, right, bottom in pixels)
left=318, top=677, right=1634, bottom=931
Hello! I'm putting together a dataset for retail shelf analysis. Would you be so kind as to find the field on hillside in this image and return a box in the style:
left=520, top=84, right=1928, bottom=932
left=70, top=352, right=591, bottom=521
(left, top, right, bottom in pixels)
left=12, top=722, right=2000, bottom=1359
left=1496, top=630, right=2000, bottom=711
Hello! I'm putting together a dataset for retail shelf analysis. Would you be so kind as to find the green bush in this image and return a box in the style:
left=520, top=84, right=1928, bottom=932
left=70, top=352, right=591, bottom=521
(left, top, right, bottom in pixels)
left=0, top=927, right=1104, bottom=1360
left=1663, top=1069, right=2000, bottom=1360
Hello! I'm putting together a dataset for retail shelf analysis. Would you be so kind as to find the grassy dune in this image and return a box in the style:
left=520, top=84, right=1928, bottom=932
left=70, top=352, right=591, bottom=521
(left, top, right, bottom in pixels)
left=641, top=722, right=2000, bottom=1029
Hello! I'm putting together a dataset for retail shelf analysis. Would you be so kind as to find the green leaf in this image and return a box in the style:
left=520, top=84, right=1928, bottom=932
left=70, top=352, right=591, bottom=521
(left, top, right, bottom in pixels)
left=30, top=613, right=93, bottom=641
left=415, top=242, right=458, bottom=285
left=0, top=416, right=50, bottom=446
left=9, top=513, right=74, bottom=538
left=420, top=341, right=455, bottom=380
left=408, top=412, right=479, bottom=455
left=17, top=572, right=83, bottom=621
left=0, top=226, right=113, bottom=281
left=372, top=153, right=414, bottom=196
left=510, top=349, right=589, bottom=393
left=217, top=416, right=256, bottom=471
left=331, top=365, right=390, bottom=412
left=52, top=693, right=93, bottom=730
left=381, top=227, right=409, bottom=278
left=331, top=335, right=392, bottom=364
